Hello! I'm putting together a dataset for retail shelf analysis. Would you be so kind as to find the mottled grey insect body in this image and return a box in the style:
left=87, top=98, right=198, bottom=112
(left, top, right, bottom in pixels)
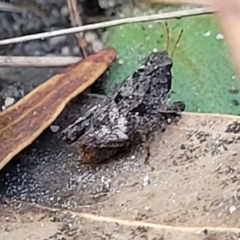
left=62, top=51, right=185, bottom=164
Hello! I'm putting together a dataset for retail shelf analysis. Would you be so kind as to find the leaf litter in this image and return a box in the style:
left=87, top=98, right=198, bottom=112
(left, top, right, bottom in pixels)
left=2, top=4, right=240, bottom=238
left=0, top=48, right=117, bottom=170
left=1, top=95, right=240, bottom=239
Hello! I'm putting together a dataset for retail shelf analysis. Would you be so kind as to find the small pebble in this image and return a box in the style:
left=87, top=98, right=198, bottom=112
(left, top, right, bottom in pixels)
left=85, top=32, right=97, bottom=43
left=23, top=41, right=45, bottom=56
left=60, top=5, right=69, bottom=16
left=61, top=46, right=71, bottom=56
left=50, top=125, right=60, bottom=133
left=108, top=0, right=115, bottom=7
left=143, top=175, right=150, bottom=187
left=72, top=46, right=79, bottom=55
left=98, top=0, right=109, bottom=9
left=51, top=8, right=60, bottom=18
left=229, top=205, right=236, bottom=214
left=92, top=40, right=103, bottom=52
left=49, top=35, right=67, bottom=47
left=4, top=97, right=15, bottom=107
left=12, top=23, right=20, bottom=31
left=98, top=0, right=118, bottom=8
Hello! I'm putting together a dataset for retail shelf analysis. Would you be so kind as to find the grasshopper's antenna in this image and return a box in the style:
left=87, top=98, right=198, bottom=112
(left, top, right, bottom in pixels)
left=170, top=29, right=183, bottom=59
left=164, top=21, right=170, bottom=52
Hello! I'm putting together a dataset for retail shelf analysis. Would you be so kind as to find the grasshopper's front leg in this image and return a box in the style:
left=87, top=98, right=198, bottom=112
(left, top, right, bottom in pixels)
left=159, top=100, right=185, bottom=113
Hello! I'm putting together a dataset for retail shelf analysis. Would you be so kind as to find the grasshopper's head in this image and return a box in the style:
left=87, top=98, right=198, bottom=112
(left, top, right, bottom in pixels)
left=145, top=51, right=173, bottom=94
left=143, top=27, right=183, bottom=94
left=147, top=51, right=172, bottom=68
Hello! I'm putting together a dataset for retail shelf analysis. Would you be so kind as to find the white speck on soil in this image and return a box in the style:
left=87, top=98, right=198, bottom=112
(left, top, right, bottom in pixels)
left=118, top=59, right=124, bottom=65
left=229, top=205, right=236, bottom=214
left=143, top=175, right=150, bottom=187
left=144, top=206, right=150, bottom=211
left=148, top=24, right=153, bottom=29
left=216, top=33, right=224, bottom=40
left=203, top=31, right=211, bottom=37
left=130, top=155, right=136, bottom=160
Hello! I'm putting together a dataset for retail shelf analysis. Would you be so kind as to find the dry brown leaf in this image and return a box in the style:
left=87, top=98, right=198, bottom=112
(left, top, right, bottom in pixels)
left=1, top=112, right=240, bottom=239
left=0, top=48, right=117, bottom=170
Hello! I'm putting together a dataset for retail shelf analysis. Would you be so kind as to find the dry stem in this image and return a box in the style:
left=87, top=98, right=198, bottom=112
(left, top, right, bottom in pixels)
left=0, top=2, right=27, bottom=13
left=0, top=56, right=81, bottom=67
left=0, top=7, right=214, bottom=46
left=66, top=0, right=88, bottom=56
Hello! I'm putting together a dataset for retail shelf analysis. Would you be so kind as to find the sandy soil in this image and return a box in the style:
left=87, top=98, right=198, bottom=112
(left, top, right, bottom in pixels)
left=1, top=78, right=240, bottom=240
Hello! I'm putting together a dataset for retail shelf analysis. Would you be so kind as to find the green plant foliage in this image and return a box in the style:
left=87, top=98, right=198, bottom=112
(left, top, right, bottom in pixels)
left=104, top=15, right=240, bottom=114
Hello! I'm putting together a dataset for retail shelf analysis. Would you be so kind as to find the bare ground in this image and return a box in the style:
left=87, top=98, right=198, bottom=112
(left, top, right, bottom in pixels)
left=1, top=89, right=240, bottom=240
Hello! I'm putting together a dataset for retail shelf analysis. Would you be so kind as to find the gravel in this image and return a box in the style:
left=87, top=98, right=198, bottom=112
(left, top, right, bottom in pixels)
left=0, top=0, right=111, bottom=57
left=0, top=0, right=118, bottom=110
left=0, top=0, right=140, bottom=206
left=0, top=82, right=25, bottom=111
left=0, top=95, right=149, bottom=209
left=0, top=0, right=132, bottom=57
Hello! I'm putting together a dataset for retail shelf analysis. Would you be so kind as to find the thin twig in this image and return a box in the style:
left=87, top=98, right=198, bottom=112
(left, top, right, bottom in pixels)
left=67, top=0, right=83, bottom=27
left=0, top=56, right=81, bottom=67
left=0, top=2, right=43, bottom=16
left=66, top=0, right=88, bottom=56
left=0, top=7, right=215, bottom=46
left=15, top=200, right=240, bottom=234
left=0, top=2, right=27, bottom=13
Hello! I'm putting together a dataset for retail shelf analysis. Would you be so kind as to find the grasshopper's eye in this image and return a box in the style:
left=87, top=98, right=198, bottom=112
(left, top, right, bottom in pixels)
left=137, top=68, right=145, bottom=72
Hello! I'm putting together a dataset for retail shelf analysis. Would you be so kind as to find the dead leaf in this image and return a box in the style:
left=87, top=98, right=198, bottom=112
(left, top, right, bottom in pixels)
left=1, top=112, right=240, bottom=239
left=0, top=48, right=117, bottom=170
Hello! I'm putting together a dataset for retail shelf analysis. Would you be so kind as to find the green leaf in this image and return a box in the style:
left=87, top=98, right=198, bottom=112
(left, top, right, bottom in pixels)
left=105, top=15, right=240, bottom=114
